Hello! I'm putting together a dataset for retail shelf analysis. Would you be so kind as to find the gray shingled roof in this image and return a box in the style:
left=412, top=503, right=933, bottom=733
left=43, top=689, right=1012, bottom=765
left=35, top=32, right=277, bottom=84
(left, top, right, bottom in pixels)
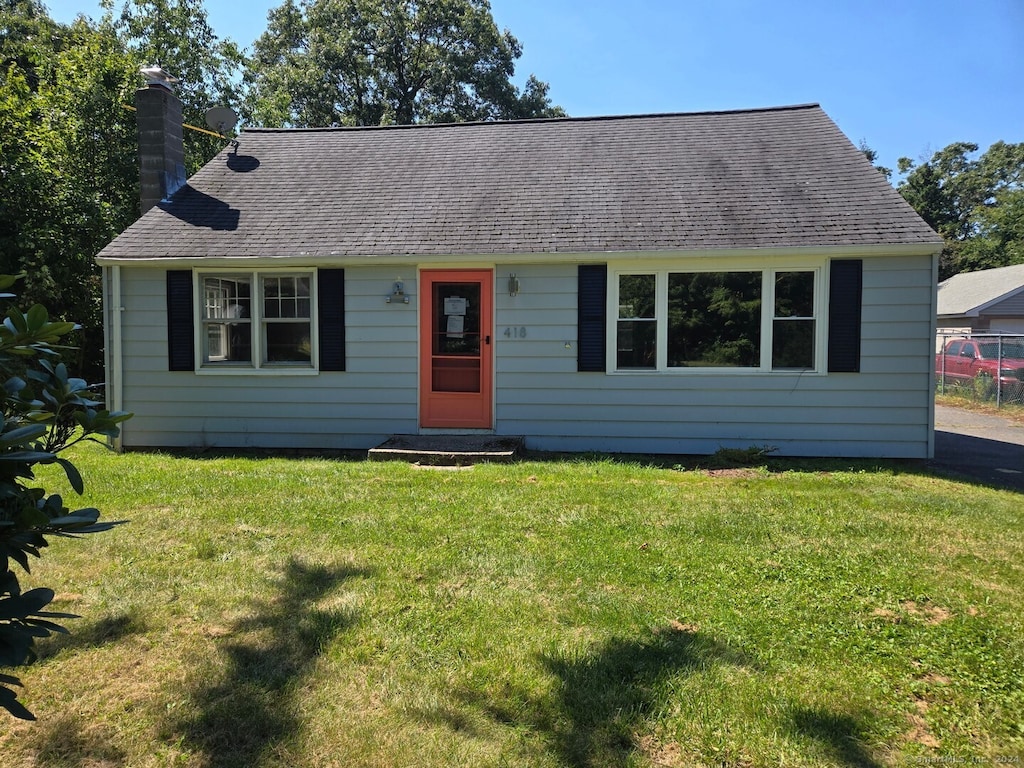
left=937, top=263, right=1024, bottom=317
left=97, top=104, right=942, bottom=261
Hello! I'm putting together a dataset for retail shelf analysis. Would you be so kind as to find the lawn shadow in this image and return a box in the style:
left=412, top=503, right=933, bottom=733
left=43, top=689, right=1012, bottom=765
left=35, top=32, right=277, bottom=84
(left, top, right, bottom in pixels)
left=166, top=557, right=368, bottom=768
left=124, top=446, right=369, bottom=463
left=521, top=448, right=918, bottom=476
left=787, top=706, right=883, bottom=768
left=34, top=611, right=145, bottom=661
left=929, top=430, right=1024, bottom=493
left=526, top=443, right=1024, bottom=495
left=477, top=625, right=752, bottom=768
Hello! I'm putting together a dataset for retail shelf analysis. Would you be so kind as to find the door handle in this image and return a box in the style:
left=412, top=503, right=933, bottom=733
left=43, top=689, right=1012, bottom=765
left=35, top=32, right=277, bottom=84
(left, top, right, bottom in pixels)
left=485, top=335, right=491, bottom=345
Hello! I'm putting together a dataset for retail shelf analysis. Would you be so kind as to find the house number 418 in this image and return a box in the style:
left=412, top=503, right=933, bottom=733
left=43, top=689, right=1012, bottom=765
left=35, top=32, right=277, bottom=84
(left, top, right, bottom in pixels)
left=503, top=327, right=527, bottom=339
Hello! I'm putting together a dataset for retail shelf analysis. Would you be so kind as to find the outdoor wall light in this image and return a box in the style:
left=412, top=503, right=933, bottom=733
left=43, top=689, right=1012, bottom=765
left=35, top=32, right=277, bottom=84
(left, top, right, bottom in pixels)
left=508, top=274, right=520, bottom=297
left=386, top=281, right=409, bottom=304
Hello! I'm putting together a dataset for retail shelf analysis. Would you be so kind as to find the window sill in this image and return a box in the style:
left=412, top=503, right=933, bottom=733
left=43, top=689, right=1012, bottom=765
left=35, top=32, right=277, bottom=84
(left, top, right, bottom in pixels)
left=609, top=367, right=824, bottom=376
left=195, top=366, right=320, bottom=376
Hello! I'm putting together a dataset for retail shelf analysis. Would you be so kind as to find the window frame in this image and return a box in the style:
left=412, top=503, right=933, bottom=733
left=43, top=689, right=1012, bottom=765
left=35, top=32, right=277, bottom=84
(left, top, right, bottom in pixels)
left=202, top=274, right=252, bottom=363
left=606, top=259, right=826, bottom=375
left=194, top=268, right=319, bottom=374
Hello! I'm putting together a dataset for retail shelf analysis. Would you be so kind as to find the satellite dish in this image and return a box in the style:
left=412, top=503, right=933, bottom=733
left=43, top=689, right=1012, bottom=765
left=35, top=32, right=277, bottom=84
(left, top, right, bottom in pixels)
left=205, top=106, right=238, bottom=133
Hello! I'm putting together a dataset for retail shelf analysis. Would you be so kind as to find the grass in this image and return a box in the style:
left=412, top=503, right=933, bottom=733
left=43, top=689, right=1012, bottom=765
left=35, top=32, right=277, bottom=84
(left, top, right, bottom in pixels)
left=1, top=444, right=1022, bottom=767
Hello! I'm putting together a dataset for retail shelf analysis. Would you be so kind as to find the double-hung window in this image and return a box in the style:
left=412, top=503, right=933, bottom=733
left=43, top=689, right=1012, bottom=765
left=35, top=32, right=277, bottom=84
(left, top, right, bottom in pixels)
left=199, top=271, right=315, bottom=369
left=771, top=271, right=816, bottom=369
left=612, top=266, right=821, bottom=373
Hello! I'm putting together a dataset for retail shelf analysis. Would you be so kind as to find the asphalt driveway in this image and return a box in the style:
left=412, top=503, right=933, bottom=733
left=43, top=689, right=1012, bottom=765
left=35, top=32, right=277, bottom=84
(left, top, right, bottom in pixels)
left=931, top=404, right=1024, bottom=491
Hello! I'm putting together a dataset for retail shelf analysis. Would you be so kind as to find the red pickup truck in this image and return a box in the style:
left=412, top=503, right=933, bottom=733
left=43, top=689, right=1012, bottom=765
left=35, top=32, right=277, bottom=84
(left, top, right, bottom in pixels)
left=935, top=337, right=1024, bottom=400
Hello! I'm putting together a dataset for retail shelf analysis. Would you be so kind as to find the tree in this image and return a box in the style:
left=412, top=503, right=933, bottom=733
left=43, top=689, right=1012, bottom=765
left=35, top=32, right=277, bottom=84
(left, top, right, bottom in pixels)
left=858, top=140, right=892, bottom=181
left=0, top=5, right=139, bottom=380
left=0, top=274, right=131, bottom=720
left=244, top=0, right=565, bottom=127
left=0, top=0, right=53, bottom=88
left=958, top=188, right=1024, bottom=272
left=897, top=141, right=1024, bottom=279
left=101, top=0, right=246, bottom=173
left=0, top=2, right=243, bottom=381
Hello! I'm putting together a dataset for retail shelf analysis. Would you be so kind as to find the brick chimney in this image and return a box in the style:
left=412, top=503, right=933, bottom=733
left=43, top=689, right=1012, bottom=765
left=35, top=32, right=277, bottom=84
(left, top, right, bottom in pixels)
left=135, top=66, right=186, bottom=215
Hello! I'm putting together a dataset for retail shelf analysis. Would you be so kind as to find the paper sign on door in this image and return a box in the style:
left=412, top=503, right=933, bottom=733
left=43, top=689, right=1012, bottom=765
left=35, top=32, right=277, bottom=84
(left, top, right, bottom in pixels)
left=445, top=297, right=468, bottom=338
left=444, top=297, right=467, bottom=315
left=447, top=315, right=465, bottom=337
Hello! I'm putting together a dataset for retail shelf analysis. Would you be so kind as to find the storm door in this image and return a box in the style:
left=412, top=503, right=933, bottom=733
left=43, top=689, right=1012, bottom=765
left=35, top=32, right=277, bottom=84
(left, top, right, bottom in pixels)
left=419, top=270, right=493, bottom=429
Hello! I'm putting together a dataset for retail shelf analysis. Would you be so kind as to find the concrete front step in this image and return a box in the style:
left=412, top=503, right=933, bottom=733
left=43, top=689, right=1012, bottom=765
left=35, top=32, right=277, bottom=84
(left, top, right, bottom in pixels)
left=368, top=435, right=524, bottom=465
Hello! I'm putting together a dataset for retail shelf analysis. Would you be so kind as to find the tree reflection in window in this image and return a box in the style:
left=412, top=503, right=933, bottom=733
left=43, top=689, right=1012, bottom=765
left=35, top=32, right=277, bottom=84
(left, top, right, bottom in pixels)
left=772, top=271, right=815, bottom=369
left=668, top=272, right=761, bottom=367
left=617, top=274, right=657, bottom=369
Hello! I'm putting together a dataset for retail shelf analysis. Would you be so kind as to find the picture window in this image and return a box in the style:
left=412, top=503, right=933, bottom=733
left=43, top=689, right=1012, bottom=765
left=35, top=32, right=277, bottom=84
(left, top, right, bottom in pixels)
left=611, top=267, right=819, bottom=372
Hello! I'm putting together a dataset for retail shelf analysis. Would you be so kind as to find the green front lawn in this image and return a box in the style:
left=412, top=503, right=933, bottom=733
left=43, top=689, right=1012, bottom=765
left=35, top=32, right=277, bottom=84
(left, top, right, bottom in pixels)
left=2, top=445, right=1022, bottom=766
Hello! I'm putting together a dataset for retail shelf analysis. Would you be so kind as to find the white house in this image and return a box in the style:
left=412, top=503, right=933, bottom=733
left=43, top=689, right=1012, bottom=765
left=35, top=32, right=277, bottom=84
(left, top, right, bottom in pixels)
left=96, top=80, right=943, bottom=458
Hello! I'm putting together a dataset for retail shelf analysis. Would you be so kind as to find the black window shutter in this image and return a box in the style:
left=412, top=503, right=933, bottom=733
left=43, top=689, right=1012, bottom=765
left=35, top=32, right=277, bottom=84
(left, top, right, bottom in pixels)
left=577, top=264, right=607, bottom=372
left=828, top=259, right=863, bottom=373
left=318, top=268, right=345, bottom=371
left=166, top=270, right=194, bottom=371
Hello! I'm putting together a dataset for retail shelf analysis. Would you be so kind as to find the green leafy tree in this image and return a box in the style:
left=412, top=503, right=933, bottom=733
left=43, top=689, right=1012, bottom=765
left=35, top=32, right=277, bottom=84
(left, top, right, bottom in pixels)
left=0, top=275, right=131, bottom=721
left=102, top=0, right=246, bottom=172
left=244, top=0, right=565, bottom=127
left=0, top=5, right=139, bottom=379
left=1, top=1, right=242, bottom=381
left=1, top=0, right=53, bottom=87
left=897, top=141, right=1024, bottom=279
left=958, top=187, right=1024, bottom=272
left=858, top=140, right=892, bottom=181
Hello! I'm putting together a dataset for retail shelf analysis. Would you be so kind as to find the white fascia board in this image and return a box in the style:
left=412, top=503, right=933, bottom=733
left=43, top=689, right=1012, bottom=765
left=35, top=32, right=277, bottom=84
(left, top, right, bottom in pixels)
left=95, top=242, right=942, bottom=269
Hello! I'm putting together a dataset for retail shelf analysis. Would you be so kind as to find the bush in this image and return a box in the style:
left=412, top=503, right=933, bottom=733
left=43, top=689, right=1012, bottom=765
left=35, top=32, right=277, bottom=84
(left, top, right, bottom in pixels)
left=0, top=274, right=131, bottom=720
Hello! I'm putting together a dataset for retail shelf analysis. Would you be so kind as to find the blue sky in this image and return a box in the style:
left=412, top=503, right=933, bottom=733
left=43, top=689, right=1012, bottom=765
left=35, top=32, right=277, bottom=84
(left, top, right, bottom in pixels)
left=46, top=0, right=1023, bottom=180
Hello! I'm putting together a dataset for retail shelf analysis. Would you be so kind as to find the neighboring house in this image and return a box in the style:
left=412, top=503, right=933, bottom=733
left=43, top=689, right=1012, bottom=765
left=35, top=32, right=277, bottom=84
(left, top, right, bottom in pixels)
left=936, top=263, right=1024, bottom=335
left=96, top=75, right=943, bottom=458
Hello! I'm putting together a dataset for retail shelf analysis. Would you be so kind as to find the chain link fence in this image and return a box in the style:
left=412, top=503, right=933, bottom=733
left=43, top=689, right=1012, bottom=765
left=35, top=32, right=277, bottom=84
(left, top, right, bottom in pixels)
left=936, top=332, right=1024, bottom=406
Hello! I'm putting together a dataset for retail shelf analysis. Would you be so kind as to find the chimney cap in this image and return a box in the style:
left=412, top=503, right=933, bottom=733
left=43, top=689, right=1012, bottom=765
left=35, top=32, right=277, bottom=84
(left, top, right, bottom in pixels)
left=140, top=65, right=179, bottom=91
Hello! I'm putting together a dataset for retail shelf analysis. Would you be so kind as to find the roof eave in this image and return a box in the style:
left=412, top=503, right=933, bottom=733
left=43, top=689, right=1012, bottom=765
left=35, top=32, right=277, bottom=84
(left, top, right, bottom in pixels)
left=96, top=241, right=943, bottom=268
left=937, top=287, right=1024, bottom=318
left=971, top=284, right=1024, bottom=316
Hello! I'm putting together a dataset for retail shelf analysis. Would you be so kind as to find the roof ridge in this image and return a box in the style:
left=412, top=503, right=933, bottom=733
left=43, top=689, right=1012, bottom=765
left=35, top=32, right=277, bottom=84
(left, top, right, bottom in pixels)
left=241, top=103, right=823, bottom=134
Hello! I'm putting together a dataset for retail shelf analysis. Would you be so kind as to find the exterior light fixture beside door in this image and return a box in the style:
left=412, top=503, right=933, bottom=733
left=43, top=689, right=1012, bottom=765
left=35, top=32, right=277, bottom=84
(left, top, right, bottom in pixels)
left=508, top=274, right=520, bottom=297
left=386, top=281, right=409, bottom=304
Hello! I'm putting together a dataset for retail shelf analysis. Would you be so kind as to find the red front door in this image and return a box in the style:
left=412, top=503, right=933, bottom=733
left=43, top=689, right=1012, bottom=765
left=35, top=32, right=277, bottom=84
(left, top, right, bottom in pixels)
left=419, top=270, right=493, bottom=429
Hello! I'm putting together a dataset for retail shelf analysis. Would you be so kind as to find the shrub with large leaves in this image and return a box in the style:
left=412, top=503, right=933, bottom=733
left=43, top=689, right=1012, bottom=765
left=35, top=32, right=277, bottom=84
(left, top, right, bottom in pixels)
left=0, top=274, right=131, bottom=720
